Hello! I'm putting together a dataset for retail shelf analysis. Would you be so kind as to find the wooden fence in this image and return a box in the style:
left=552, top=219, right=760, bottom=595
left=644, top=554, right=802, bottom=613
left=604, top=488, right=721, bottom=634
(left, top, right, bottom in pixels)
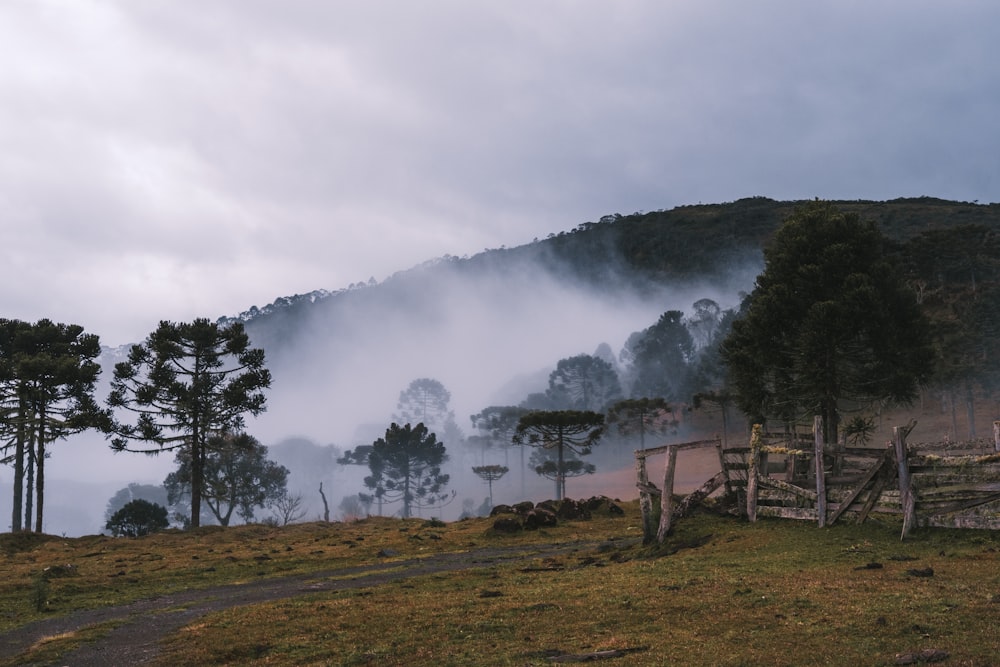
left=636, top=419, right=1000, bottom=543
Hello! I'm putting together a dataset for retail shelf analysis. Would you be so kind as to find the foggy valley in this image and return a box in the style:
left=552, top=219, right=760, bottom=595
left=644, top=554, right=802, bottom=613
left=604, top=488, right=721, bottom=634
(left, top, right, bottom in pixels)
left=0, top=224, right=760, bottom=536
left=11, top=196, right=1000, bottom=537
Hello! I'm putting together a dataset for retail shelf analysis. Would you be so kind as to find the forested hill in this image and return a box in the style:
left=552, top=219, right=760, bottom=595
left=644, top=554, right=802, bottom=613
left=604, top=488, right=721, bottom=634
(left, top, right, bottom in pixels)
left=228, top=196, right=1000, bottom=355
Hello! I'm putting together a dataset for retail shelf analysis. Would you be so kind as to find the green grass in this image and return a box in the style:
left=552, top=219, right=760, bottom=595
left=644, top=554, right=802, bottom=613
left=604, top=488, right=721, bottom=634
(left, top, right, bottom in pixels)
left=3, top=504, right=1000, bottom=665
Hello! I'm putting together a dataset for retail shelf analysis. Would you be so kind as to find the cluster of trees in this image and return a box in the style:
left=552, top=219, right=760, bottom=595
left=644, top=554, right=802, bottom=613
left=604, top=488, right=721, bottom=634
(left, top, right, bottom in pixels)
left=6, top=199, right=996, bottom=534
left=723, top=202, right=999, bottom=445
left=1, top=316, right=286, bottom=535
left=341, top=201, right=985, bottom=515
left=0, top=319, right=108, bottom=533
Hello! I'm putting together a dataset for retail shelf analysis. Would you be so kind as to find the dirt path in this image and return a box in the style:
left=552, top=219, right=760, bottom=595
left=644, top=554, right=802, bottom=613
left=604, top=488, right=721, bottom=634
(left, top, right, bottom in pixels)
left=1, top=540, right=620, bottom=666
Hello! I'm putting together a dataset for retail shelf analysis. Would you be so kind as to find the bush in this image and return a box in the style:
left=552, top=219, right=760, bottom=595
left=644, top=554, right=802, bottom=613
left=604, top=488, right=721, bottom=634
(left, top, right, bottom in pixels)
left=106, top=499, right=170, bottom=537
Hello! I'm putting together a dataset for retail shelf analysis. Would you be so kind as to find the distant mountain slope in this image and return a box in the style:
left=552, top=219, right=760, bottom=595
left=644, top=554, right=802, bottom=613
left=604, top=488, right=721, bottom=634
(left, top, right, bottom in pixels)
left=229, top=196, right=1000, bottom=354
left=222, top=197, right=1000, bottom=448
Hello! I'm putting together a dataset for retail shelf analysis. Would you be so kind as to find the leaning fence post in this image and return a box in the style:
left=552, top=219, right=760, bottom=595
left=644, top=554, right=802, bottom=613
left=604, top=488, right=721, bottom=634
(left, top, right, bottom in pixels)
left=894, top=425, right=915, bottom=539
left=814, top=416, right=827, bottom=527
left=656, top=445, right=678, bottom=543
left=747, top=424, right=762, bottom=522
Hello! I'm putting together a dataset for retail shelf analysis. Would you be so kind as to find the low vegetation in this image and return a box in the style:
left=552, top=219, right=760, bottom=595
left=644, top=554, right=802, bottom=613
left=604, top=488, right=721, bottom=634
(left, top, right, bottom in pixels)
left=2, top=500, right=1000, bottom=666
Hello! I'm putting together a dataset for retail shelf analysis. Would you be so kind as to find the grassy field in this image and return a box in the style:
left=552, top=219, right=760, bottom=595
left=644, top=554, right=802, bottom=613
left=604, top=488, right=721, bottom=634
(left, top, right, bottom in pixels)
left=2, top=500, right=1000, bottom=666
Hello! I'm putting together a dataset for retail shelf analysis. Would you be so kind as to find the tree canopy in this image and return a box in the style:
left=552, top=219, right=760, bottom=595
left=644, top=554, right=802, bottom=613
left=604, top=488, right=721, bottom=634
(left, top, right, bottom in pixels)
left=621, top=310, right=694, bottom=401
left=546, top=354, right=623, bottom=412
left=0, top=318, right=108, bottom=533
left=605, top=397, right=676, bottom=450
left=722, top=201, right=935, bottom=443
left=106, top=499, right=170, bottom=538
left=512, top=410, right=604, bottom=500
left=164, top=432, right=289, bottom=527
left=107, top=318, right=271, bottom=528
left=362, top=422, right=451, bottom=518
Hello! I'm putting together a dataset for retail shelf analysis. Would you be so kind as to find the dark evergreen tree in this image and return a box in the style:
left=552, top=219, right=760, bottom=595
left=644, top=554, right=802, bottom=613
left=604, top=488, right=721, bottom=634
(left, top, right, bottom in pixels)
left=546, top=354, right=623, bottom=412
left=512, top=410, right=604, bottom=500
left=394, top=378, right=462, bottom=443
left=621, top=311, right=695, bottom=401
left=605, top=397, right=677, bottom=451
left=471, top=464, right=508, bottom=507
left=469, top=405, right=530, bottom=477
left=362, top=422, right=451, bottom=518
left=722, top=201, right=935, bottom=444
left=901, top=225, right=1000, bottom=438
left=106, top=499, right=169, bottom=538
left=528, top=448, right=595, bottom=498
left=107, top=318, right=271, bottom=528
left=688, top=298, right=723, bottom=348
left=164, top=432, right=289, bottom=526
left=0, top=318, right=108, bottom=533
left=104, top=483, right=171, bottom=525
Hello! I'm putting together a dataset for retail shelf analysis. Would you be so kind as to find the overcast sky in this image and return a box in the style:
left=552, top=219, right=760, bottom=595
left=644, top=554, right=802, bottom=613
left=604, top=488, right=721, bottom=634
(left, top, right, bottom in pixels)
left=3, top=1, right=998, bottom=347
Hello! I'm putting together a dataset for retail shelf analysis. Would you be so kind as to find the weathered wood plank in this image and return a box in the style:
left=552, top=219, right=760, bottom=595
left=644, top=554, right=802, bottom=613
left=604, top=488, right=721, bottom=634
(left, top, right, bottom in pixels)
left=814, top=416, right=827, bottom=528
left=828, top=448, right=893, bottom=526
left=757, top=476, right=818, bottom=501
left=636, top=439, right=722, bottom=458
left=895, top=426, right=915, bottom=540
left=747, top=425, right=762, bottom=522
left=656, top=445, right=679, bottom=543
left=673, top=472, right=726, bottom=519
left=635, top=455, right=654, bottom=544
left=858, top=463, right=896, bottom=523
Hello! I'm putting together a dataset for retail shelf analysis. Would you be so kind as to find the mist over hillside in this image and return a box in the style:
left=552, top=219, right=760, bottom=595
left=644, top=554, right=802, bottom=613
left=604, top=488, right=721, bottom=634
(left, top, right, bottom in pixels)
left=12, top=196, right=1000, bottom=535
left=247, top=250, right=758, bottom=448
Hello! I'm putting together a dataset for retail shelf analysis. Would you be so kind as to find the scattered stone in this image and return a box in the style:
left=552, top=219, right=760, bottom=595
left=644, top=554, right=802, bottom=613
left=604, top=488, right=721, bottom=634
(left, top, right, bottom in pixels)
left=523, top=508, right=558, bottom=530
left=512, top=501, right=535, bottom=514
left=906, top=567, right=934, bottom=578
left=492, top=517, right=522, bottom=533
left=894, top=648, right=949, bottom=664
left=855, top=562, right=884, bottom=570
left=478, top=589, right=503, bottom=598
left=377, top=548, right=400, bottom=558
left=490, top=504, right=515, bottom=517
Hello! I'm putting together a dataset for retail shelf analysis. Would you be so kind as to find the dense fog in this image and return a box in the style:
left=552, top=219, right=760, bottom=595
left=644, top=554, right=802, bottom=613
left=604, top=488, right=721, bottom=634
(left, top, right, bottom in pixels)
left=1, top=250, right=760, bottom=535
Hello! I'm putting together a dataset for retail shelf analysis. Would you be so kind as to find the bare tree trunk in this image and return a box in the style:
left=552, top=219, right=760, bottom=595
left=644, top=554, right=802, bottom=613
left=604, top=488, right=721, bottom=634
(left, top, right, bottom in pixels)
left=34, top=414, right=45, bottom=534
left=11, top=406, right=25, bottom=532
left=319, top=482, right=330, bottom=522
left=25, top=430, right=35, bottom=532
left=965, top=380, right=977, bottom=439
left=190, top=431, right=203, bottom=529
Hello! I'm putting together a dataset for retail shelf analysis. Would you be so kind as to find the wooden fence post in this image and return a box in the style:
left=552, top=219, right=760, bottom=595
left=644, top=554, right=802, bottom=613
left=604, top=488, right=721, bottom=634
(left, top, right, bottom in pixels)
left=994, top=421, right=1000, bottom=453
left=636, top=452, right=655, bottom=544
left=814, top=416, right=827, bottom=528
left=894, top=425, right=916, bottom=539
left=656, top=445, right=678, bottom=543
left=715, top=435, right=733, bottom=500
left=747, top=424, right=762, bottom=522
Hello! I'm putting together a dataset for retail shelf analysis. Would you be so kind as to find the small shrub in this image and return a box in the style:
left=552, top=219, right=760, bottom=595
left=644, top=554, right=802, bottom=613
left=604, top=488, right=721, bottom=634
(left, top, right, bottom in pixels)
left=31, top=576, right=49, bottom=612
left=106, top=499, right=170, bottom=537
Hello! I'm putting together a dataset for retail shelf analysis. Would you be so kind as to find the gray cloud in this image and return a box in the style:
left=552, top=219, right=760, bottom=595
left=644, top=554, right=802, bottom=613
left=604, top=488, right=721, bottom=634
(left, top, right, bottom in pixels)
left=2, top=0, right=998, bottom=347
